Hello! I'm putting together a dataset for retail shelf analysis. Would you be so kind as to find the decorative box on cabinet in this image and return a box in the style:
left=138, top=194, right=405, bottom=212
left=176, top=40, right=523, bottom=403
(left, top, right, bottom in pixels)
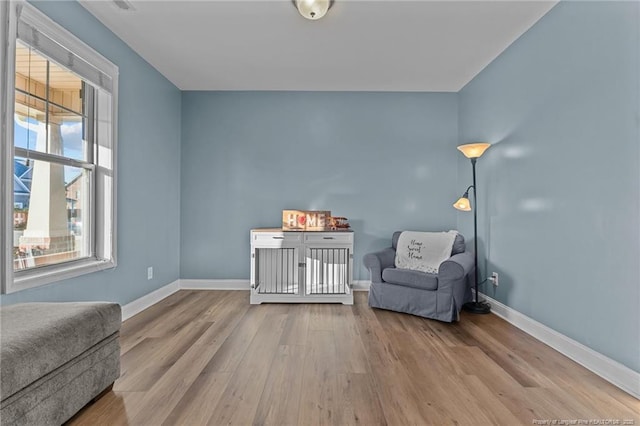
left=250, top=228, right=354, bottom=305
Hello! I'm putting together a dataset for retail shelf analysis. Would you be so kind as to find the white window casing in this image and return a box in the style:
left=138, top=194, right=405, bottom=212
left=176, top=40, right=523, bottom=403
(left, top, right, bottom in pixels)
left=1, top=0, right=118, bottom=293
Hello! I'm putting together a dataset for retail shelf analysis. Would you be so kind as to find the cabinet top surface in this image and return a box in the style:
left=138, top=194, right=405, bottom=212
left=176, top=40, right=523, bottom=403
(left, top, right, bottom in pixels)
left=251, top=228, right=353, bottom=233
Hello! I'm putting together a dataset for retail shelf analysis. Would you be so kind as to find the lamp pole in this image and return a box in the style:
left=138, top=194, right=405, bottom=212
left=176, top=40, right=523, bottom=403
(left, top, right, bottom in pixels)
left=463, top=157, right=490, bottom=314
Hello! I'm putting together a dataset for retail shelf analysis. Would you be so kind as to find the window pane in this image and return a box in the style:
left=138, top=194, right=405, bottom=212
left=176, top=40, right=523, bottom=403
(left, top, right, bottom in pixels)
left=14, top=109, right=86, bottom=162
left=14, top=41, right=88, bottom=161
left=13, top=157, right=92, bottom=272
left=60, top=116, right=85, bottom=160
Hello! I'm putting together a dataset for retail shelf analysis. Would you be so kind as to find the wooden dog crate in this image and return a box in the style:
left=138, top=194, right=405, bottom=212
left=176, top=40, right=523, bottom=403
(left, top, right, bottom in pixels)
left=250, top=229, right=353, bottom=304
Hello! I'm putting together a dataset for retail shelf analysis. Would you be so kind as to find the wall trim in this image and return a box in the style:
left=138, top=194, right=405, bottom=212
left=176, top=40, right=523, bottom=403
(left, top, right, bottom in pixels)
left=179, top=279, right=249, bottom=290
left=480, top=292, right=640, bottom=400
left=121, top=279, right=180, bottom=321
left=353, top=280, right=371, bottom=291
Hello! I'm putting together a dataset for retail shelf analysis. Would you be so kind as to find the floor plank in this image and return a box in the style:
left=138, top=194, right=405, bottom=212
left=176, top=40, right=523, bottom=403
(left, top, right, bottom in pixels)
left=207, top=309, right=288, bottom=425
left=297, top=329, right=342, bottom=425
left=252, top=344, right=306, bottom=425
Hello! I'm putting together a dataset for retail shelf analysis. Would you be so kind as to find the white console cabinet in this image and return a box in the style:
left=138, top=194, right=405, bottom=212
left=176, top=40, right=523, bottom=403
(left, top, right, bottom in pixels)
left=250, top=229, right=353, bottom=304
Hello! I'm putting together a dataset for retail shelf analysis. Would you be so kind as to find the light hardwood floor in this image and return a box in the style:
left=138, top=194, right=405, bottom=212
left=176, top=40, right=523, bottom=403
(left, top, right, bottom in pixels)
left=68, top=290, right=639, bottom=425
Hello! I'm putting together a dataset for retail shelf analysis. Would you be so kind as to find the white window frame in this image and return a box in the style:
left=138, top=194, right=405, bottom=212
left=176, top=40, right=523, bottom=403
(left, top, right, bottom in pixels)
left=1, top=0, right=118, bottom=293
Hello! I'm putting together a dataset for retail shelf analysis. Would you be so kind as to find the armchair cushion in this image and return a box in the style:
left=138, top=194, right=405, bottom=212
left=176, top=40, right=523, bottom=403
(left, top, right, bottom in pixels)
left=382, top=268, right=438, bottom=291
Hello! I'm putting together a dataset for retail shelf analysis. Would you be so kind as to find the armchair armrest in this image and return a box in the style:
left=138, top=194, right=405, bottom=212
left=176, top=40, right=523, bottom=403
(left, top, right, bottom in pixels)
left=363, top=248, right=396, bottom=284
left=438, top=251, right=475, bottom=318
left=439, top=251, right=474, bottom=282
left=438, top=251, right=475, bottom=312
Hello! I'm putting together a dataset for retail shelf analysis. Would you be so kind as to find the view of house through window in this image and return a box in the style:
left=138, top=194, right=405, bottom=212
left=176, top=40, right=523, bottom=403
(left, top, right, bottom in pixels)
left=13, top=41, right=93, bottom=272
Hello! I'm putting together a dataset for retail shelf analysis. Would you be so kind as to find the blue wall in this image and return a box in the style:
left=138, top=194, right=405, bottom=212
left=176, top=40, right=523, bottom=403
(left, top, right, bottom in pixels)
left=458, top=1, right=639, bottom=372
left=0, top=1, right=182, bottom=305
left=181, top=92, right=459, bottom=280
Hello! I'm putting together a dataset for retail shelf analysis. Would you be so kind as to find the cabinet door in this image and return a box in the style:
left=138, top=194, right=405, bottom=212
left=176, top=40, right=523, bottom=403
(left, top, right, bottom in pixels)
left=254, top=246, right=301, bottom=295
left=303, top=245, right=351, bottom=295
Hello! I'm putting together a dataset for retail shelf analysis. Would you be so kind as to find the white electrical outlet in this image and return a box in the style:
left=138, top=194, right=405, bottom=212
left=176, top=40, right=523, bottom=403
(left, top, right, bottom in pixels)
left=147, top=267, right=153, bottom=280
left=489, top=272, right=499, bottom=286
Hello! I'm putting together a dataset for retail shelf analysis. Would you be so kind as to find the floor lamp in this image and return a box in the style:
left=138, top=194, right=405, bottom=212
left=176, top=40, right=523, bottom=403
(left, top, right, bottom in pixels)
left=453, top=142, right=491, bottom=314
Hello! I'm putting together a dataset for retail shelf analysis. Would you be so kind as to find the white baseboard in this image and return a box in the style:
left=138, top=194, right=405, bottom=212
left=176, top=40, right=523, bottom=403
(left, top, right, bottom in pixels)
left=121, top=279, right=180, bottom=321
left=480, top=292, right=640, bottom=400
left=353, top=280, right=371, bottom=291
left=179, top=279, right=249, bottom=290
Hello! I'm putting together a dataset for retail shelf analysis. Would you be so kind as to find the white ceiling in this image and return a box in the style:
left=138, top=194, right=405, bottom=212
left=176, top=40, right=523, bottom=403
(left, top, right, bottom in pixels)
left=79, top=0, right=557, bottom=92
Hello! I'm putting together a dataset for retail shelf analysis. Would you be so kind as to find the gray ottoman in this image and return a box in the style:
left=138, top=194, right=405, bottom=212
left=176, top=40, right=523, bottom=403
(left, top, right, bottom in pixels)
left=0, top=302, right=121, bottom=425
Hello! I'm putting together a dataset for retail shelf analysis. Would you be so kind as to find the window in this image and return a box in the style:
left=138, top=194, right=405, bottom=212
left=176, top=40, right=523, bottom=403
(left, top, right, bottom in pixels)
left=1, top=1, right=118, bottom=293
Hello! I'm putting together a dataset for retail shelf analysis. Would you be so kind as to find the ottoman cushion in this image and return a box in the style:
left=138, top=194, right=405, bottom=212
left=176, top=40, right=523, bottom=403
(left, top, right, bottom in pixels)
left=0, top=302, right=121, bottom=401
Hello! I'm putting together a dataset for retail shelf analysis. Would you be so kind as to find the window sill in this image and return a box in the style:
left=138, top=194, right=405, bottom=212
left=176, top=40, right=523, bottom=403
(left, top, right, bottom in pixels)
left=10, top=257, right=116, bottom=293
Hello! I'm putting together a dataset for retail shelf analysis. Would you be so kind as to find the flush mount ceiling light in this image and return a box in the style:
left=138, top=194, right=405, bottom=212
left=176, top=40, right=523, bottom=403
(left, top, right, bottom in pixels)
left=294, top=0, right=331, bottom=20
left=112, top=0, right=136, bottom=12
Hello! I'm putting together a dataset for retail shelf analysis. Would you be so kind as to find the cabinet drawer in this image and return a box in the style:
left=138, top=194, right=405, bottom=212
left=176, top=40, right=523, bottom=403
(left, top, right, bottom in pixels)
left=252, top=231, right=302, bottom=247
left=304, top=232, right=353, bottom=244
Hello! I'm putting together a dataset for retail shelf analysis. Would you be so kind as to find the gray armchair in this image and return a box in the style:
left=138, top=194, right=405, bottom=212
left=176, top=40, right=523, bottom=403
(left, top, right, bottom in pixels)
left=363, top=231, right=474, bottom=322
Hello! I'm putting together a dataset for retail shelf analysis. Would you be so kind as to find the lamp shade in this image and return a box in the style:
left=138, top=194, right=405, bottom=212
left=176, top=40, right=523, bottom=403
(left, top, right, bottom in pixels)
left=453, top=196, right=471, bottom=211
left=457, top=143, right=491, bottom=159
left=295, top=0, right=330, bottom=20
